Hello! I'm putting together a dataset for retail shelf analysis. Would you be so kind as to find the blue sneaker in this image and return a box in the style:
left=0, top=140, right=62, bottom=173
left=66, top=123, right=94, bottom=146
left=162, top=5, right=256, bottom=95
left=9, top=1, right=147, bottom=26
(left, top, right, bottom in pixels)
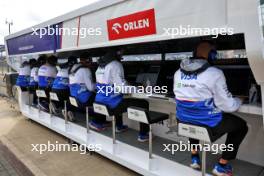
left=137, top=133, right=149, bottom=142
left=116, top=125, right=128, bottom=133
left=89, top=121, right=106, bottom=132
left=190, top=155, right=201, bottom=170
left=212, top=163, right=233, bottom=176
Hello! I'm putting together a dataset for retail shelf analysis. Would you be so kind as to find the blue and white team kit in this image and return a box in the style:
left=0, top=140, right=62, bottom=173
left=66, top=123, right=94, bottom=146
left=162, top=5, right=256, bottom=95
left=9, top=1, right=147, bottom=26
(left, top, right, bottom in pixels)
left=52, top=68, right=69, bottom=90
left=69, top=64, right=95, bottom=104
left=17, top=58, right=242, bottom=128
left=16, top=65, right=31, bottom=87
left=174, top=58, right=241, bottom=127
left=38, top=65, right=57, bottom=88
left=29, top=67, right=39, bottom=87
left=95, top=60, right=127, bottom=109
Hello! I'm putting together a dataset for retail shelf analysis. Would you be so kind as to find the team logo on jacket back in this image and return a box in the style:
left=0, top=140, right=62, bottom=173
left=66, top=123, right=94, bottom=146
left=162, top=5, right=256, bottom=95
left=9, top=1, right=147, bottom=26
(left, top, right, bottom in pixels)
left=107, top=9, right=157, bottom=41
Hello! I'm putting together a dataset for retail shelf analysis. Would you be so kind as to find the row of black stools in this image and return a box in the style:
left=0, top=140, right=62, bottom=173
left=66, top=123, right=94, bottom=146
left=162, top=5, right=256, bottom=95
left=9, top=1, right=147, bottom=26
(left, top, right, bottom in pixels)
left=32, top=88, right=214, bottom=175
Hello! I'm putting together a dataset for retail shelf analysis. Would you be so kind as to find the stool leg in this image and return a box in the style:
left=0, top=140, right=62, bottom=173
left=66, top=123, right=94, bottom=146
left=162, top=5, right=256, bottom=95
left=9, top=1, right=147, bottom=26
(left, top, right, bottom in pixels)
left=27, top=89, right=31, bottom=108
left=49, top=98, right=52, bottom=118
left=112, top=115, right=116, bottom=144
left=201, top=141, right=206, bottom=176
left=149, top=124, right=152, bottom=159
left=86, top=106, right=90, bottom=133
left=38, top=97, right=40, bottom=115
left=64, top=100, right=68, bottom=124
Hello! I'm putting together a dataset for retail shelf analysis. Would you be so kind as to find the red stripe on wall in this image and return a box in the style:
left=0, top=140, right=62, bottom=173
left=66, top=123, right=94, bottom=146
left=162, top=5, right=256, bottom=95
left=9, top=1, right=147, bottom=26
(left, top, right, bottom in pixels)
left=76, top=16, right=81, bottom=47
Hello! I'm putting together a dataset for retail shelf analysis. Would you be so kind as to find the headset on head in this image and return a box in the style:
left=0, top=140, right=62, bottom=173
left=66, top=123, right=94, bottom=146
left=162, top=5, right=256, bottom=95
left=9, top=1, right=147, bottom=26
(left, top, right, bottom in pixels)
left=181, top=40, right=217, bottom=75
left=193, top=40, right=218, bottom=61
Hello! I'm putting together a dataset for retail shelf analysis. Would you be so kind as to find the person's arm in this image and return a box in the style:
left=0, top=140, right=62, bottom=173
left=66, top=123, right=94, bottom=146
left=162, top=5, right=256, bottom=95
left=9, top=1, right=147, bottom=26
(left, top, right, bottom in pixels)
left=33, top=68, right=39, bottom=82
left=26, top=66, right=31, bottom=76
left=111, top=62, right=128, bottom=86
left=82, top=69, right=95, bottom=92
left=173, top=71, right=179, bottom=97
left=52, top=67, right=58, bottom=78
left=212, top=70, right=242, bottom=112
left=110, top=62, right=137, bottom=94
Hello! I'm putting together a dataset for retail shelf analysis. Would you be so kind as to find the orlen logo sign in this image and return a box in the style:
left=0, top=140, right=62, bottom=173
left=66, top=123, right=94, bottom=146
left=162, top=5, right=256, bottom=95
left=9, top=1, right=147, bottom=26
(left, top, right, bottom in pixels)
left=107, top=9, right=156, bottom=41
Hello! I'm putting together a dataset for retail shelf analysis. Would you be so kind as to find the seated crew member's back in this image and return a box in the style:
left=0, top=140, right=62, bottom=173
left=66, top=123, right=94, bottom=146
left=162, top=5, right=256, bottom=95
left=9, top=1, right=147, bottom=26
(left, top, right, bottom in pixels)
left=69, top=56, right=95, bottom=105
left=38, top=55, right=57, bottom=89
left=95, top=51, right=150, bottom=142
left=52, top=56, right=78, bottom=95
left=29, top=58, right=39, bottom=90
left=174, top=61, right=241, bottom=127
left=173, top=40, right=248, bottom=176
left=67, top=53, right=101, bottom=123
left=16, top=61, right=31, bottom=91
left=29, top=55, right=47, bottom=90
left=52, top=59, right=70, bottom=93
left=37, top=56, right=57, bottom=111
left=50, top=58, right=74, bottom=115
left=95, top=58, right=124, bottom=109
left=28, top=58, right=39, bottom=106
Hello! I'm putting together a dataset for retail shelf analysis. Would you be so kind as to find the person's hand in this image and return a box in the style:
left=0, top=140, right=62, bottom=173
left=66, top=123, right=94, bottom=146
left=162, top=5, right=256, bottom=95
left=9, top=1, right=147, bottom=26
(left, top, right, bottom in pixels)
left=236, top=96, right=247, bottom=103
left=239, top=97, right=245, bottom=103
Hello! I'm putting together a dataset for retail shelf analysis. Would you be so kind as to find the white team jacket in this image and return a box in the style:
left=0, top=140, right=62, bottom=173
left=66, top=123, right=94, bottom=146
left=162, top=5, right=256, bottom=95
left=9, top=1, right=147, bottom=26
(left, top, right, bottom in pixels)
left=173, top=58, right=241, bottom=127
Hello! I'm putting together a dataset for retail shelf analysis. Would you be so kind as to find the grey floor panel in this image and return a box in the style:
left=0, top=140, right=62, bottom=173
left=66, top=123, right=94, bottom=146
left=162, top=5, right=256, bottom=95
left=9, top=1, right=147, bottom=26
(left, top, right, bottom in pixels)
left=230, top=160, right=264, bottom=176
left=43, top=110, right=264, bottom=176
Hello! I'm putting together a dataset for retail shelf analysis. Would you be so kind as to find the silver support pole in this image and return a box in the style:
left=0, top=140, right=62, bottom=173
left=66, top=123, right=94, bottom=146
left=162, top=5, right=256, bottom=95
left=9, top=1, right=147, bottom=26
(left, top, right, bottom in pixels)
left=112, top=116, right=116, bottom=144
left=28, top=88, right=31, bottom=109
left=201, top=141, right=206, bottom=176
left=86, top=106, right=90, bottom=133
left=149, top=124, right=153, bottom=159
left=64, top=100, right=68, bottom=124
left=49, top=98, right=52, bottom=118
left=38, top=97, right=40, bottom=114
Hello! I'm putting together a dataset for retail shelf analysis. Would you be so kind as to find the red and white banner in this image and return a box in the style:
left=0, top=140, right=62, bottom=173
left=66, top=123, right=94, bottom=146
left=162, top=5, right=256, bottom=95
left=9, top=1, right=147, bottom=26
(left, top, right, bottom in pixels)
left=107, top=9, right=157, bottom=41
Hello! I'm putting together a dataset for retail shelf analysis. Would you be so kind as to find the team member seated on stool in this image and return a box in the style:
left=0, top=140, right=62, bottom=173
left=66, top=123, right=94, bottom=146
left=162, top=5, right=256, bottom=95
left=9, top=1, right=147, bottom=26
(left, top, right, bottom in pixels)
left=29, top=58, right=38, bottom=89
left=95, top=50, right=150, bottom=142
left=68, top=52, right=106, bottom=126
left=173, top=40, right=248, bottom=176
left=16, top=61, right=31, bottom=91
left=38, top=55, right=58, bottom=111
left=29, top=57, right=43, bottom=106
left=49, top=57, right=76, bottom=115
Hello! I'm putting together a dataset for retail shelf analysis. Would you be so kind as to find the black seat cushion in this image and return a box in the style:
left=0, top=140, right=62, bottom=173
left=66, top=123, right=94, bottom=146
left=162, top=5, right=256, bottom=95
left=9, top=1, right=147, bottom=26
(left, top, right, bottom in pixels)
left=107, top=107, right=115, bottom=116
left=128, top=106, right=169, bottom=124
left=148, top=111, right=169, bottom=124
